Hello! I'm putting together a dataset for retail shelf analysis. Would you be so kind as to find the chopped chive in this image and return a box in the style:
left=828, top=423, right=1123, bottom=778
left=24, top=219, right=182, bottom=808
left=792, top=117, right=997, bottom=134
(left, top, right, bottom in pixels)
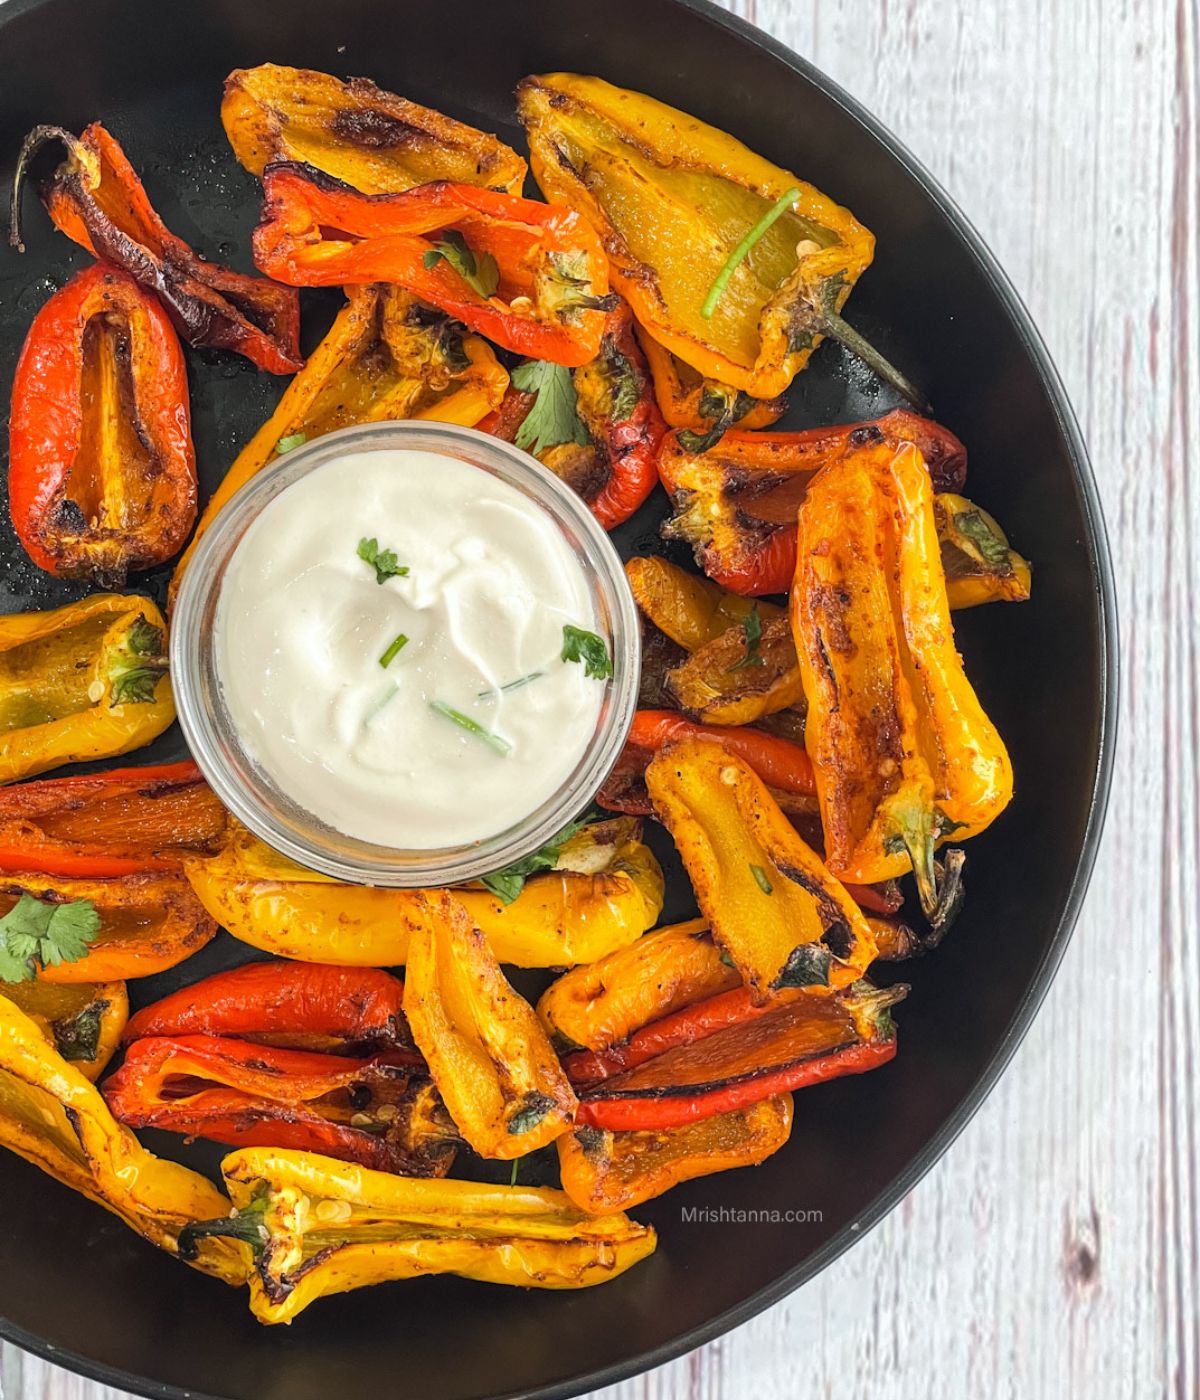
left=750, top=863, right=774, bottom=895
left=509, top=1159, right=520, bottom=1187
left=378, top=633, right=409, bottom=669
left=478, top=671, right=543, bottom=700
left=430, top=701, right=511, bottom=755
left=700, top=185, right=802, bottom=320
left=275, top=432, right=307, bottom=454
left=365, top=682, right=399, bottom=723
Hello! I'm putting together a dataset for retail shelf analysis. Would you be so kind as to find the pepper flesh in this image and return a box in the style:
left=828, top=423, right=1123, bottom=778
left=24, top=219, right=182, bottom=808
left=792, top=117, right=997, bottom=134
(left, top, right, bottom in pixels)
left=183, top=818, right=661, bottom=968
left=171, top=284, right=507, bottom=600
left=479, top=300, right=666, bottom=528
left=253, top=164, right=613, bottom=366
left=0, top=871, right=215, bottom=982
left=935, top=493, right=1033, bottom=609
left=665, top=614, right=805, bottom=726
left=558, top=1094, right=792, bottom=1214
left=12, top=123, right=301, bottom=373
left=222, top=64, right=527, bottom=194
left=658, top=413, right=968, bottom=595
left=402, top=890, right=576, bottom=1159
left=2, top=978, right=127, bottom=1081
left=9, top=265, right=195, bottom=585
left=0, top=993, right=245, bottom=1283
left=189, top=1148, right=656, bottom=1323
left=792, top=440, right=1013, bottom=920
left=0, top=595, right=175, bottom=783
left=518, top=73, right=876, bottom=398
left=626, top=555, right=783, bottom=651
left=645, top=738, right=877, bottom=998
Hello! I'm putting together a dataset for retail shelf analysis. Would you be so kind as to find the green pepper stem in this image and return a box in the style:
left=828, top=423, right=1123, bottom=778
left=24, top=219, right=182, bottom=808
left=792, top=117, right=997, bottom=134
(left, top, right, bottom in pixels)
left=177, top=1204, right=267, bottom=1262
left=814, top=305, right=931, bottom=414
left=8, top=125, right=83, bottom=253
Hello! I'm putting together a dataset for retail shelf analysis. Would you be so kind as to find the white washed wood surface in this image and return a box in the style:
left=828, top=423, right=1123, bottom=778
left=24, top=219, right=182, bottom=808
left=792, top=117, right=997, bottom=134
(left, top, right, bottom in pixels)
left=3, top=1, right=1196, bottom=1398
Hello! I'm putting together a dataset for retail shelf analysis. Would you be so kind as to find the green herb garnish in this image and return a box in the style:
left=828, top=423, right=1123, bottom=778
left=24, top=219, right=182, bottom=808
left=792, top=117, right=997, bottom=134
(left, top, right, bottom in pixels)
left=510, top=359, right=590, bottom=456
left=275, top=432, right=307, bottom=454
left=561, top=625, right=612, bottom=680
left=0, top=894, right=100, bottom=983
left=108, top=615, right=168, bottom=706
left=478, top=671, right=543, bottom=699
left=700, top=185, right=802, bottom=320
left=726, top=604, right=765, bottom=671
left=422, top=229, right=499, bottom=298
left=365, top=683, right=400, bottom=724
left=509, top=1159, right=520, bottom=1186
left=480, top=812, right=596, bottom=904
left=357, top=537, right=409, bottom=585
left=378, top=633, right=409, bottom=669
left=430, top=701, right=511, bottom=755
left=750, top=864, right=774, bottom=895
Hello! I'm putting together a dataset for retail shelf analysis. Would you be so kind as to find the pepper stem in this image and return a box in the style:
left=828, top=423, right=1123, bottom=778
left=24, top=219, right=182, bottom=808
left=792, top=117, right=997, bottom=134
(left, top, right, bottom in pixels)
left=8, top=124, right=82, bottom=253
left=177, top=1200, right=268, bottom=1263
left=803, top=280, right=931, bottom=414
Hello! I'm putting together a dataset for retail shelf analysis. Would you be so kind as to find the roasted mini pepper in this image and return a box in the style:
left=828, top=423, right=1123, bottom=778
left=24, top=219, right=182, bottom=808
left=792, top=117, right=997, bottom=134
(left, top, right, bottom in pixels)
left=575, top=980, right=903, bottom=1130
left=171, top=284, right=507, bottom=599
left=124, top=961, right=412, bottom=1054
left=0, top=993, right=245, bottom=1283
left=558, top=1094, right=792, bottom=1214
left=0, top=595, right=175, bottom=783
left=658, top=412, right=968, bottom=595
left=103, top=1033, right=448, bottom=1175
left=0, top=760, right=226, bottom=876
left=181, top=1148, right=656, bottom=1323
left=403, top=890, right=576, bottom=1160
left=253, top=163, right=614, bottom=365
left=184, top=818, right=662, bottom=968
left=479, top=300, right=666, bottom=528
left=664, top=613, right=805, bottom=726
left=519, top=73, right=921, bottom=404
left=0, top=871, right=215, bottom=982
left=11, top=123, right=301, bottom=374
left=935, top=493, right=1032, bottom=609
left=9, top=265, right=195, bottom=585
left=626, top=555, right=783, bottom=651
left=646, top=738, right=877, bottom=998
left=792, top=440, right=1013, bottom=929
left=2, top=977, right=127, bottom=1080
left=222, top=64, right=528, bottom=195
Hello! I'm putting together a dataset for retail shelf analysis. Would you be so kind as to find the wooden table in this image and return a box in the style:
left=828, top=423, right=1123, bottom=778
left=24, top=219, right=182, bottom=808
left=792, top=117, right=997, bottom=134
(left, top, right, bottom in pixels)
left=3, top=1, right=1194, bottom=1397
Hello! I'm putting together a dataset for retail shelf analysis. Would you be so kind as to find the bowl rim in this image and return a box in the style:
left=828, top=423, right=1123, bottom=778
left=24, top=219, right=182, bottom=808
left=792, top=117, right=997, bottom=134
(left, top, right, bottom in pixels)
left=0, top=0, right=1118, bottom=1395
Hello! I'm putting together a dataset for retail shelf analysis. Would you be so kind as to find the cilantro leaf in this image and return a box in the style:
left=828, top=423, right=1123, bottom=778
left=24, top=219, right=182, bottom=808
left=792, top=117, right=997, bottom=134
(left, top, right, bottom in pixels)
left=357, top=537, right=410, bottom=585
left=561, top=625, right=613, bottom=680
left=0, top=894, right=100, bottom=982
left=422, top=229, right=499, bottom=298
left=509, top=360, right=590, bottom=456
left=480, top=812, right=597, bottom=904
left=726, top=603, right=765, bottom=671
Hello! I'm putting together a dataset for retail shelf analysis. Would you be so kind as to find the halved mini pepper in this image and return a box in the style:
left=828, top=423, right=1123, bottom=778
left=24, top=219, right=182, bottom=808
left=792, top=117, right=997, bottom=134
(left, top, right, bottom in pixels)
left=792, top=440, right=1013, bottom=930
left=659, top=412, right=968, bottom=595
left=479, top=300, right=666, bottom=528
left=2, top=977, right=127, bottom=1080
left=519, top=74, right=919, bottom=403
left=626, top=555, right=783, bottom=651
left=184, top=818, right=662, bottom=968
left=0, top=871, right=215, bottom=982
left=11, top=123, right=301, bottom=373
left=0, top=595, right=175, bottom=783
left=222, top=64, right=528, bottom=194
left=0, top=993, right=245, bottom=1283
left=9, top=265, right=196, bottom=585
left=575, top=979, right=903, bottom=1130
left=402, top=890, right=576, bottom=1160
left=559, top=1093, right=792, bottom=1214
left=664, top=613, right=805, bottom=726
left=181, top=1148, right=656, bottom=1323
left=646, top=738, right=877, bottom=998
left=102, top=1033, right=449, bottom=1176
left=253, top=164, right=613, bottom=365
left=0, top=760, right=226, bottom=876
left=172, top=284, right=507, bottom=599
left=935, top=493, right=1032, bottom=609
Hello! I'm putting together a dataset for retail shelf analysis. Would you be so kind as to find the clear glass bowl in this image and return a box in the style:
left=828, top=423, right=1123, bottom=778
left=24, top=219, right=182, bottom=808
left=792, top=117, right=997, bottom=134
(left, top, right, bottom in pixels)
left=171, top=421, right=640, bottom=887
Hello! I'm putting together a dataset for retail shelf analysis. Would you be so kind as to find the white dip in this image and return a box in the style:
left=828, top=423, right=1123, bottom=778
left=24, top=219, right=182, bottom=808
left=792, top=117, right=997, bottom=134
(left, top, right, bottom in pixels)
left=215, top=448, right=606, bottom=849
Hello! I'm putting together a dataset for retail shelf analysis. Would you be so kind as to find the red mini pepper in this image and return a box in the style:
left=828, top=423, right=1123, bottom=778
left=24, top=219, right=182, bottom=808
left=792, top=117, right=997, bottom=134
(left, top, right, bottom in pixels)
left=252, top=162, right=614, bottom=366
left=9, top=264, right=196, bottom=584
left=11, top=122, right=302, bottom=374
left=0, top=761, right=226, bottom=877
left=658, top=412, right=968, bottom=595
left=124, top=961, right=414, bottom=1055
left=480, top=301, right=666, bottom=528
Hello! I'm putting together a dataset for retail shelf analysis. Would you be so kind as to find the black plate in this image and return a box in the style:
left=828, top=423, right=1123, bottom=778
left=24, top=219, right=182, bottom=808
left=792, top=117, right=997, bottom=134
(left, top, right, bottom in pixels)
left=0, top=1, right=1116, bottom=1397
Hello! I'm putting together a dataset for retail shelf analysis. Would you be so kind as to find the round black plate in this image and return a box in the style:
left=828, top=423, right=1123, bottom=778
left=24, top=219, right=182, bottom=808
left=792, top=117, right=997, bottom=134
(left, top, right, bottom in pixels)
left=0, top=2, right=1116, bottom=1398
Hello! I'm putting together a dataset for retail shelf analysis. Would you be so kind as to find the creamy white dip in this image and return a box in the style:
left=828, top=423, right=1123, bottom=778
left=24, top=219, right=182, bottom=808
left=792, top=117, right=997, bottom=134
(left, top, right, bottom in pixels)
left=215, top=448, right=606, bottom=849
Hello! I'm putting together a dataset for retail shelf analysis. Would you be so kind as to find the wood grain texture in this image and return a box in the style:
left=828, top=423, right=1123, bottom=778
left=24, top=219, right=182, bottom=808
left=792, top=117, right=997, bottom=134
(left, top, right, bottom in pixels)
left=2, top=1, right=1196, bottom=1398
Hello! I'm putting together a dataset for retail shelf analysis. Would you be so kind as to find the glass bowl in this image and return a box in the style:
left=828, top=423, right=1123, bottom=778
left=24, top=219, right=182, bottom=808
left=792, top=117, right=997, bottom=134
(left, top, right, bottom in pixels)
left=170, top=420, right=640, bottom=887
